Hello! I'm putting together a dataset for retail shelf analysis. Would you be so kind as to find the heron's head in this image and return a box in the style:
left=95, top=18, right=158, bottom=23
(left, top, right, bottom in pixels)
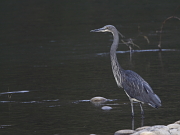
left=90, top=25, right=116, bottom=33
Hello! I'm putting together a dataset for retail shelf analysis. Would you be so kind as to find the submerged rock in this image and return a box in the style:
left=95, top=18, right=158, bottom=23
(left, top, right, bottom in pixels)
left=90, top=96, right=107, bottom=106
left=101, top=106, right=112, bottom=110
left=90, top=96, right=107, bottom=102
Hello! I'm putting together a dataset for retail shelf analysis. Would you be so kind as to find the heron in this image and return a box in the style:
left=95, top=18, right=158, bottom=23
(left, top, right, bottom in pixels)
left=90, top=25, right=161, bottom=117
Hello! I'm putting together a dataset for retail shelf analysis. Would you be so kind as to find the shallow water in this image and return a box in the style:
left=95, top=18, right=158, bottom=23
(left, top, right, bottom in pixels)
left=1, top=1, right=180, bottom=135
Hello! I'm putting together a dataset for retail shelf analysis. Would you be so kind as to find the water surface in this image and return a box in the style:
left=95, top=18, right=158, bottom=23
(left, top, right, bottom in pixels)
left=0, top=1, right=180, bottom=135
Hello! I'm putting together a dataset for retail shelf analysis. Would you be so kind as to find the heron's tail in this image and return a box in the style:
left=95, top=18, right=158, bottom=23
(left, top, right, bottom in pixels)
left=148, top=94, right=161, bottom=108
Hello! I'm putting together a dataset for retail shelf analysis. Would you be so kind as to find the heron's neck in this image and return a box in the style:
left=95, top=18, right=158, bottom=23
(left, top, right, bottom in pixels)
left=111, top=31, right=119, bottom=53
left=110, top=30, right=122, bottom=70
left=110, top=30, right=124, bottom=87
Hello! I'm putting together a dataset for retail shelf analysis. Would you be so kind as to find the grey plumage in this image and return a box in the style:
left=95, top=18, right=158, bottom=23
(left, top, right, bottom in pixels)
left=90, top=25, right=161, bottom=117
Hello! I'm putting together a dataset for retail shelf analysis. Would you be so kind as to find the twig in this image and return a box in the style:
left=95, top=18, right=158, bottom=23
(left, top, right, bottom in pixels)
left=158, top=16, right=180, bottom=50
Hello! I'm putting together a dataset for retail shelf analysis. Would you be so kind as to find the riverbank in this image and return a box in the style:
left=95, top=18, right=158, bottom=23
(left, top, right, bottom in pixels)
left=114, top=120, right=180, bottom=135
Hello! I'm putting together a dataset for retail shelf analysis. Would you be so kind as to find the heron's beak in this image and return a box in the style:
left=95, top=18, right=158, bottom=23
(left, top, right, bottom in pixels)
left=90, top=27, right=105, bottom=32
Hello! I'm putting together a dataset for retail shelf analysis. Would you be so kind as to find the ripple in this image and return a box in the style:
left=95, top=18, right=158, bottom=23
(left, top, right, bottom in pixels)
left=0, top=90, right=30, bottom=95
left=48, top=105, right=61, bottom=107
left=0, top=99, right=59, bottom=104
left=72, top=100, right=90, bottom=104
left=0, top=101, right=15, bottom=103
left=42, top=99, right=59, bottom=102
left=0, top=125, right=12, bottom=129
left=96, top=49, right=179, bottom=56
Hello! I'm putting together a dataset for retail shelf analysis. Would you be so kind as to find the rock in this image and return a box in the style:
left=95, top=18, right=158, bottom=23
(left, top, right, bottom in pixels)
left=152, top=128, right=170, bottom=135
left=90, top=96, right=107, bottom=102
left=150, top=125, right=168, bottom=129
left=178, top=126, right=180, bottom=131
left=101, top=106, right=112, bottom=110
left=148, top=125, right=170, bottom=135
left=90, top=97, right=107, bottom=106
left=151, top=125, right=169, bottom=131
left=114, top=129, right=135, bottom=135
left=116, top=120, right=180, bottom=135
left=167, top=123, right=180, bottom=129
left=140, top=132, right=156, bottom=135
left=136, top=126, right=151, bottom=131
left=132, top=125, right=170, bottom=135
left=174, top=120, right=180, bottom=125
left=169, top=128, right=180, bottom=135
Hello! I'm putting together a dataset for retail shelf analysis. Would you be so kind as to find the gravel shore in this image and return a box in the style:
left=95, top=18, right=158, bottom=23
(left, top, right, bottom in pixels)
left=114, top=120, right=180, bottom=135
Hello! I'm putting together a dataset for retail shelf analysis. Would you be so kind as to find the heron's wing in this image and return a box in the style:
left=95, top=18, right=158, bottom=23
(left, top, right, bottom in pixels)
left=121, top=70, right=155, bottom=103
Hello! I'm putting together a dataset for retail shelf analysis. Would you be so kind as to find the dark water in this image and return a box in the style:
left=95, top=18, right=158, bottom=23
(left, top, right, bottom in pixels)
left=0, top=1, right=180, bottom=135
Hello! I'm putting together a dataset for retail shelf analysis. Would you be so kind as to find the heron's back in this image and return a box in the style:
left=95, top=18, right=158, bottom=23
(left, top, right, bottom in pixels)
left=121, top=70, right=161, bottom=108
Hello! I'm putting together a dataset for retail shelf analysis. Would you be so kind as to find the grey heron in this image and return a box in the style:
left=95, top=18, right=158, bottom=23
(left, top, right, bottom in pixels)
left=90, top=25, right=161, bottom=117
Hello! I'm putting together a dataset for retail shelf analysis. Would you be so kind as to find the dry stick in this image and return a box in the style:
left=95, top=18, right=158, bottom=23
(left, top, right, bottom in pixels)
left=120, top=27, right=141, bottom=51
left=158, top=16, right=180, bottom=50
left=122, top=25, right=149, bottom=51
left=118, top=31, right=132, bottom=50
left=121, top=39, right=132, bottom=51
left=143, top=36, right=150, bottom=44
left=128, top=38, right=141, bottom=49
left=119, top=25, right=150, bottom=51
left=137, top=25, right=150, bottom=44
left=121, top=38, right=140, bottom=51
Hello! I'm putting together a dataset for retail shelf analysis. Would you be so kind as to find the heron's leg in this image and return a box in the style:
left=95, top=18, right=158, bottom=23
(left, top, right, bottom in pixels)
left=139, top=103, right=144, bottom=118
left=131, top=116, right=134, bottom=130
left=141, top=116, right=144, bottom=127
left=130, top=100, right=134, bottom=117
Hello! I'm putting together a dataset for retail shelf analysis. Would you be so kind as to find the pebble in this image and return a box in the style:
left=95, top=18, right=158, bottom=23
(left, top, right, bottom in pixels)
left=114, top=120, right=180, bottom=135
left=101, top=106, right=112, bottom=110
